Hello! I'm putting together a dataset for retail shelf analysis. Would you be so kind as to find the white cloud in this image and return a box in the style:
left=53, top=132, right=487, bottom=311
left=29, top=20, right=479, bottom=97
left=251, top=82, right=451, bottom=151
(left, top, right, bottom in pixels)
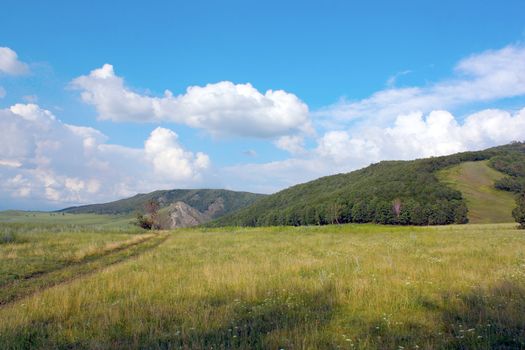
left=225, top=107, right=525, bottom=193
left=0, top=160, right=22, bottom=168
left=0, top=104, right=210, bottom=207
left=317, top=45, right=525, bottom=125
left=144, top=127, right=210, bottom=181
left=274, top=135, right=306, bottom=155
left=316, top=108, right=525, bottom=166
left=71, top=64, right=312, bottom=138
left=0, top=47, right=29, bottom=75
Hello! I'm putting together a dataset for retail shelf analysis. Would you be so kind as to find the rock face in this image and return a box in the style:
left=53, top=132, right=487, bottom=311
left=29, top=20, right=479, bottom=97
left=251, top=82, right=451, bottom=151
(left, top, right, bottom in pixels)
left=161, top=198, right=228, bottom=228
left=167, top=201, right=209, bottom=228
left=204, top=197, right=225, bottom=217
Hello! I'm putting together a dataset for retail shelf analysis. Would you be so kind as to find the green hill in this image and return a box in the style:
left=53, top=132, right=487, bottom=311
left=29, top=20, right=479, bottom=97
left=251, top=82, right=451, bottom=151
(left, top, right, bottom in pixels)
left=212, top=143, right=525, bottom=227
left=437, top=161, right=516, bottom=223
left=59, top=189, right=265, bottom=221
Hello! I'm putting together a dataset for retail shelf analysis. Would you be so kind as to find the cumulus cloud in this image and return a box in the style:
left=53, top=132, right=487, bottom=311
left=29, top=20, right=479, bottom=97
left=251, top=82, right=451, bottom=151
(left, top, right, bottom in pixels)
left=317, top=108, right=525, bottom=164
left=317, top=45, right=525, bottom=124
left=0, top=47, right=29, bottom=75
left=145, top=127, right=210, bottom=181
left=71, top=64, right=312, bottom=138
left=314, top=111, right=468, bottom=164
left=0, top=104, right=210, bottom=208
left=225, top=107, right=525, bottom=193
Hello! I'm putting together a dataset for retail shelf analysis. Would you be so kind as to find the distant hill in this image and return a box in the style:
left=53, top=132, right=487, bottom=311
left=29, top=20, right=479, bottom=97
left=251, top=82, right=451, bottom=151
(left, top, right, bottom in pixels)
left=211, top=142, right=525, bottom=227
left=59, top=189, right=265, bottom=228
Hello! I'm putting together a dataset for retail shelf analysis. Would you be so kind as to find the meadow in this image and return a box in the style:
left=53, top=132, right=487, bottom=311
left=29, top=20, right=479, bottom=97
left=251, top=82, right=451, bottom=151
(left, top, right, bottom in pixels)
left=0, top=222, right=165, bottom=305
left=0, top=211, right=136, bottom=229
left=437, top=161, right=516, bottom=224
left=0, top=222, right=524, bottom=349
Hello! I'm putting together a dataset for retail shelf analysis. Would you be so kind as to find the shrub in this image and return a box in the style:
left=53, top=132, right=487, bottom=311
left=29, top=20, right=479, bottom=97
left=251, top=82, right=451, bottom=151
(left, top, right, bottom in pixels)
left=135, top=214, right=154, bottom=230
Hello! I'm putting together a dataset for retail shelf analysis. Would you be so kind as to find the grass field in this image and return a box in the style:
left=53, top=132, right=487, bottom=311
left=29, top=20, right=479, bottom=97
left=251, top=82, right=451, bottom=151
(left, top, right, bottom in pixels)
left=437, top=161, right=516, bottom=224
left=0, top=211, right=135, bottom=229
left=0, top=223, right=165, bottom=305
left=0, top=223, right=524, bottom=349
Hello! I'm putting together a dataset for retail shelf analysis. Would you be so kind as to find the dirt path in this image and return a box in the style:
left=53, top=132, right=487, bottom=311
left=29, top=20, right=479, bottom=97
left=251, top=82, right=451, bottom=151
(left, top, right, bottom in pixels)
left=0, top=233, right=169, bottom=307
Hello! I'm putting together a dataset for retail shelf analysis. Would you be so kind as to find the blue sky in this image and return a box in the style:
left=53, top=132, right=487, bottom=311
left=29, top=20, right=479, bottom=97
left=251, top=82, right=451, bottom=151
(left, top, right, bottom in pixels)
left=1, top=0, right=525, bottom=209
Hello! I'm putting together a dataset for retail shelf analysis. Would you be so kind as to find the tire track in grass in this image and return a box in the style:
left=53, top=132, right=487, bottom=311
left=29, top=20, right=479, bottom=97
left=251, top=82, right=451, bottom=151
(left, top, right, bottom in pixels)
left=0, top=233, right=169, bottom=306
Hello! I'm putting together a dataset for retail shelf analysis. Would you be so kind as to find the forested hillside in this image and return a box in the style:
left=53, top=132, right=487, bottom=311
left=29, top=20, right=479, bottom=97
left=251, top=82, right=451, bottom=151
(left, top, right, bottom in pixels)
left=212, top=143, right=525, bottom=227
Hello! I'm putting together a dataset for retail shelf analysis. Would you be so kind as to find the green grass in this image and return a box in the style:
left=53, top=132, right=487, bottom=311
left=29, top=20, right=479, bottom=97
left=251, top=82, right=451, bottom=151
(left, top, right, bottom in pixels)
left=0, top=223, right=164, bottom=305
left=0, top=211, right=135, bottom=229
left=437, top=161, right=516, bottom=223
left=1, top=223, right=524, bottom=349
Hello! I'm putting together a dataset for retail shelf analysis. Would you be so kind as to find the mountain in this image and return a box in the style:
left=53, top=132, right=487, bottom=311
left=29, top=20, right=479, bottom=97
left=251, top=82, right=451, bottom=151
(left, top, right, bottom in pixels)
left=59, top=189, right=265, bottom=228
left=211, top=142, right=525, bottom=227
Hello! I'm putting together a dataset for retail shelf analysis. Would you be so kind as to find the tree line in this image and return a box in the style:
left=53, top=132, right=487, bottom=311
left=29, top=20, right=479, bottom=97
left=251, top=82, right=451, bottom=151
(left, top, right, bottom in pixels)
left=213, top=142, right=525, bottom=228
left=489, top=150, right=525, bottom=228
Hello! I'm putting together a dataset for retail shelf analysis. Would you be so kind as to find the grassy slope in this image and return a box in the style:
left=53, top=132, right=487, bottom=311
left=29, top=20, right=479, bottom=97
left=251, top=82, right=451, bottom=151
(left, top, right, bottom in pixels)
left=438, top=161, right=516, bottom=223
left=1, top=224, right=524, bottom=349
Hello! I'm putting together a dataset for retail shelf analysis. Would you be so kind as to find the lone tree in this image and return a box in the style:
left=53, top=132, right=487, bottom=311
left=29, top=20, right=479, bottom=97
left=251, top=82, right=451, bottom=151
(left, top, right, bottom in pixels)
left=135, top=199, right=161, bottom=230
left=513, top=193, right=525, bottom=229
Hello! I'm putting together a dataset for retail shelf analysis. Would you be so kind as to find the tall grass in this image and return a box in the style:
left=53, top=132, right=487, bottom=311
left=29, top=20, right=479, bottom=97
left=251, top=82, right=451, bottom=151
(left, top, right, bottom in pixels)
left=0, top=231, right=22, bottom=245
left=0, top=221, right=161, bottom=307
left=0, top=223, right=524, bottom=349
left=0, top=222, right=144, bottom=235
left=0, top=223, right=146, bottom=288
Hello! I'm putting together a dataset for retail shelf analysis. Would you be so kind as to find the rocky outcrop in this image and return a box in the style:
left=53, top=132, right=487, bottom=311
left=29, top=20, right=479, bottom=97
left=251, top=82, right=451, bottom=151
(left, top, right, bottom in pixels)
left=157, top=197, right=231, bottom=228
left=204, top=197, right=225, bottom=217
left=167, top=201, right=209, bottom=228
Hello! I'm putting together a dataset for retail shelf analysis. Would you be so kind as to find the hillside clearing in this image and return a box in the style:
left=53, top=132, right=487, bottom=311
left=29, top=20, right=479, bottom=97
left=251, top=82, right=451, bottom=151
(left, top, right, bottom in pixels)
left=1, top=223, right=524, bottom=349
left=437, top=160, right=516, bottom=223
